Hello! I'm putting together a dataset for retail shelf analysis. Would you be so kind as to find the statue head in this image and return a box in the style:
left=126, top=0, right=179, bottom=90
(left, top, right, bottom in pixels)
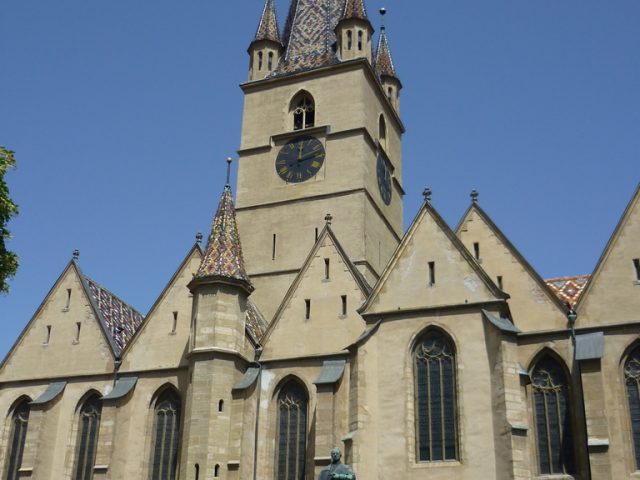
left=330, top=447, right=342, bottom=464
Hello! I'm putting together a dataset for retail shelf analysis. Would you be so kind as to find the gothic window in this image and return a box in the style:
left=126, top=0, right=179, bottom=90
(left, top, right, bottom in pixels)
left=150, top=389, right=182, bottom=480
left=414, top=330, right=458, bottom=462
left=4, top=400, right=30, bottom=480
left=531, top=356, right=575, bottom=475
left=276, top=381, right=308, bottom=480
left=73, top=395, right=102, bottom=480
left=625, top=346, right=640, bottom=468
left=291, top=93, right=315, bottom=131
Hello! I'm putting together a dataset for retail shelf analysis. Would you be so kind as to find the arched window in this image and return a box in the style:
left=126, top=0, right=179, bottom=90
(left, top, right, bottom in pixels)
left=357, top=31, right=363, bottom=50
left=387, top=87, right=393, bottom=102
left=414, top=330, right=458, bottom=462
left=378, top=115, right=387, bottom=150
left=531, top=356, right=575, bottom=475
left=625, top=346, right=640, bottom=468
left=276, top=380, right=308, bottom=480
left=73, top=395, right=102, bottom=480
left=5, top=400, right=30, bottom=480
left=268, top=52, right=274, bottom=71
left=291, top=93, right=315, bottom=131
left=258, top=52, right=263, bottom=71
left=347, top=30, right=353, bottom=50
left=150, top=389, right=181, bottom=480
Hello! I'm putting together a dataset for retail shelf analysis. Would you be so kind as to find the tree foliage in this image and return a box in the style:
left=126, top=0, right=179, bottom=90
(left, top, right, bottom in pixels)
left=0, top=146, right=19, bottom=294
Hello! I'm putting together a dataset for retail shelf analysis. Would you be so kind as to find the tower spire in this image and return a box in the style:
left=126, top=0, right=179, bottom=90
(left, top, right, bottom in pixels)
left=341, top=0, right=369, bottom=21
left=248, top=0, right=283, bottom=81
left=335, top=0, right=374, bottom=63
left=374, top=9, right=402, bottom=112
left=254, top=0, right=281, bottom=44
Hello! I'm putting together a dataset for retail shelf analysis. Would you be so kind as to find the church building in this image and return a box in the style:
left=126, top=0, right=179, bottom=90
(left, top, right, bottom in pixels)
left=2, top=0, right=640, bottom=479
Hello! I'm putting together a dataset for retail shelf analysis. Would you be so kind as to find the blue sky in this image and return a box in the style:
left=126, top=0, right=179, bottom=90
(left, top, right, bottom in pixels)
left=1, top=1, right=638, bottom=360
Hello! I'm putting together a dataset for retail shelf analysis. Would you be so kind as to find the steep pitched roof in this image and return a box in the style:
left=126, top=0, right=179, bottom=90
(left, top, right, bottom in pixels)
left=374, top=27, right=398, bottom=80
left=254, top=0, right=282, bottom=44
left=274, top=0, right=343, bottom=76
left=246, top=299, right=269, bottom=345
left=546, top=275, right=590, bottom=308
left=341, top=0, right=368, bottom=21
left=195, top=185, right=252, bottom=289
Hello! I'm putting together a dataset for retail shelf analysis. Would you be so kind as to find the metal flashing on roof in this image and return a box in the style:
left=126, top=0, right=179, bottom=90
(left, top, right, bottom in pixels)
left=576, top=332, right=604, bottom=361
left=482, top=309, right=520, bottom=334
left=30, top=381, right=66, bottom=405
left=232, top=366, right=261, bottom=392
left=102, top=376, right=138, bottom=400
left=314, top=359, right=346, bottom=385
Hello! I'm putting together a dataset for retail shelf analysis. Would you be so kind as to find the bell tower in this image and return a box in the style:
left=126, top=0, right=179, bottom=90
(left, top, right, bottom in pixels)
left=236, top=0, right=405, bottom=320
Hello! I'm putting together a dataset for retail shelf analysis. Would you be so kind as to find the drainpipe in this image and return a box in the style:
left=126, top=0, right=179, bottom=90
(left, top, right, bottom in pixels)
left=253, top=346, right=263, bottom=480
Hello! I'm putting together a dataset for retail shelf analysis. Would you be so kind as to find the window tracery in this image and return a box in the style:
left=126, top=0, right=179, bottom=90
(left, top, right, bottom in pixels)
left=73, top=395, right=101, bottom=480
left=292, top=94, right=315, bottom=131
left=276, top=381, right=307, bottom=480
left=150, top=389, right=181, bottom=480
left=626, top=347, right=640, bottom=468
left=5, top=401, right=30, bottom=480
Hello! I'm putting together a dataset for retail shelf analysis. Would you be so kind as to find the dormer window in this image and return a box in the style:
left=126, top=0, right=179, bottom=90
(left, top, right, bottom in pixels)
left=291, top=92, right=315, bottom=131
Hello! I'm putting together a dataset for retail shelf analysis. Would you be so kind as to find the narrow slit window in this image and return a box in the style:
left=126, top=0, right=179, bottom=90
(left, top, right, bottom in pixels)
left=357, top=30, right=363, bottom=50
left=214, top=464, right=220, bottom=477
left=347, top=30, right=353, bottom=50
left=65, top=289, right=72, bottom=310
left=172, top=311, right=178, bottom=334
left=387, top=87, right=393, bottom=101
left=45, top=325, right=52, bottom=345
left=324, top=258, right=330, bottom=280
left=75, top=322, right=81, bottom=343
left=258, top=51, right=263, bottom=71
left=272, top=234, right=277, bottom=260
left=268, top=52, right=274, bottom=70
left=305, top=299, right=311, bottom=320
left=218, top=399, right=224, bottom=412
left=497, top=276, right=504, bottom=290
left=473, top=242, right=480, bottom=260
left=634, top=259, right=640, bottom=281
left=428, top=262, right=436, bottom=286
left=341, top=295, right=347, bottom=316
left=195, top=464, right=200, bottom=480
left=315, top=228, right=319, bottom=242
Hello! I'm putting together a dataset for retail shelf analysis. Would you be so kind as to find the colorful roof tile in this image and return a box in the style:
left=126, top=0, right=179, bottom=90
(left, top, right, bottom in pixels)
left=375, top=27, right=398, bottom=79
left=273, top=0, right=344, bottom=77
left=246, top=299, right=269, bottom=343
left=254, top=0, right=282, bottom=44
left=546, top=275, right=591, bottom=308
left=341, top=0, right=368, bottom=21
left=196, top=186, right=251, bottom=287
left=84, top=276, right=144, bottom=352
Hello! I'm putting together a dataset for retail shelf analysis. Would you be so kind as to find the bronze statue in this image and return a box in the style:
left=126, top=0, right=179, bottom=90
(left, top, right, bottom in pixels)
left=318, top=447, right=356, bottom=480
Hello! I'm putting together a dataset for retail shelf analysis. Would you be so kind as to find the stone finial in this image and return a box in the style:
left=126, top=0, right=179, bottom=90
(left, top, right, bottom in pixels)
left=226, top=157, right=233, bottom=186
left=325, top=213, right=333, bottom=226
left=195, top=232, right=204, bottom=245
left=422, top=188, right=432, bottom=203
left=72, top=249, right=80, bottom=260
left=471, top=189, right=479, bottom=204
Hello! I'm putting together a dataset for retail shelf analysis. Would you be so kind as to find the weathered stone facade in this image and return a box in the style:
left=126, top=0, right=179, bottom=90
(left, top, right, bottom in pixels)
left=1, top=1, right=639, bottom=479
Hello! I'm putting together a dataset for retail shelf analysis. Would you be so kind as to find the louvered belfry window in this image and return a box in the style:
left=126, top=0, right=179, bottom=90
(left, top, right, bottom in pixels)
left=150, top=389, right=182, bottom=480
left=5, top=401, right=30, bottom=480
left=531, top=357, right=575, bottom=475
left=414, top=330, right=458, bottom=462
left=625, top=347, right=640, bottom=468
left=276, top=381, right=308, bottom=480
left=73, top=395, right=101, bottom=480
left=292, top=94, right=315, bottom=131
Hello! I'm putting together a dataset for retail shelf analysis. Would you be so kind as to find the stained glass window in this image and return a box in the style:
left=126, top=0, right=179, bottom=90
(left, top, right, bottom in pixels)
left=5, top=400, right=30, bottom=480
left=625, top=346, right=640, bottom=469
left=414, top=330, right=458, bottom=462
left=150, top=389, right=181, bottom=480
left=531, top=356, right=575, bottom=475
left=276, top=381, right=307, bottom=480
left=73, top=395, right=101, bottom=480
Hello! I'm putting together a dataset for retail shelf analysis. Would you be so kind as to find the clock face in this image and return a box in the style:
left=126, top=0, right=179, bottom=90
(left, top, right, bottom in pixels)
left=275, top=135, right=325, bottom=183
left=377, top=153, right=392, bottom=205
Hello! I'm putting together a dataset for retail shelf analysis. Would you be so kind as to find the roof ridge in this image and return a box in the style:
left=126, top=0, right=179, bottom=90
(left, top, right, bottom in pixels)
left=82, top=274, right=145, bottom=319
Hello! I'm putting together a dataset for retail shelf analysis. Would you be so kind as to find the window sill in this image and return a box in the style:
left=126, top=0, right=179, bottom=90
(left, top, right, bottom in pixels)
left=534, top=475, right=573, bottom=480
left=411, top=460, right=461, bottom=470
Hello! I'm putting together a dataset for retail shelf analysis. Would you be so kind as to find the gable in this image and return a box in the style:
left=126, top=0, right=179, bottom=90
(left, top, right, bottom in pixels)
left=578, top=185, right=640, bottom=325
left=261, top=229, right=367, bottom=359
left=361, top=204, right=504, bottom=316
left=121, top=246, right=203, bottom=371
left=0, top=263, right=114, bottom=382
left=457, top=206, right=567, bottom=332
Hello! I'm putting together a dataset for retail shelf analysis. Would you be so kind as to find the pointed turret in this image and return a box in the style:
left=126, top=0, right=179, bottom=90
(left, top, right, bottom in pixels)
left=335, top=0, right=373, bottom=63
left=248, top=0, right=283, bottom=81
left=375, top=25, right=402, bottom=112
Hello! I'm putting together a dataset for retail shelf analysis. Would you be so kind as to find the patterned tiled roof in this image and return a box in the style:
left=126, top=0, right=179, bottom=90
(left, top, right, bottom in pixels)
left=84, top=277, right=144, bottom=351
left=375, top=27, right=397, bottom=79
left=273, top=0, right=344, bottom=77
left=246, top=300, right=269, bottom=343
left=254, top=0, right=282, bottom=44
left=341, top=0, right=368, bottom=21
left=196, top=186, right=251, bottom=286
left=546, top=275, right=591, bottom=307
